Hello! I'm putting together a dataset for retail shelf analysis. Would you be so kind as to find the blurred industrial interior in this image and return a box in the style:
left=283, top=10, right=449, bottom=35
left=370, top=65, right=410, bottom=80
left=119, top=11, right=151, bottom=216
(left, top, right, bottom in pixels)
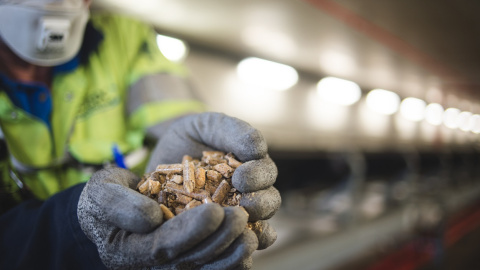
left=94, top=0, right=480, bottom=269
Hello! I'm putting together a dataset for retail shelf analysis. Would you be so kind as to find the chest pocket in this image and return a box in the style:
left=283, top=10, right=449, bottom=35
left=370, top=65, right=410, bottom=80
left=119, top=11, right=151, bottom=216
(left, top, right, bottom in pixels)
left=68, top=82, right=135, bottom=164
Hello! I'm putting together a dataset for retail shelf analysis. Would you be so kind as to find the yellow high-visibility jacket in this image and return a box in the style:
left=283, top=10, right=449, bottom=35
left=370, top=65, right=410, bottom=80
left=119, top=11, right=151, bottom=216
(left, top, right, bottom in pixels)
left=0, top=13, right=204, bottom=201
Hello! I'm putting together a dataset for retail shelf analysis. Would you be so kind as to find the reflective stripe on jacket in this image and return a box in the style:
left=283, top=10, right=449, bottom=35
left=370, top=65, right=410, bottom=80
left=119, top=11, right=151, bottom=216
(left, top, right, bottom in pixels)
left=0, top=14, right=204, bottom=200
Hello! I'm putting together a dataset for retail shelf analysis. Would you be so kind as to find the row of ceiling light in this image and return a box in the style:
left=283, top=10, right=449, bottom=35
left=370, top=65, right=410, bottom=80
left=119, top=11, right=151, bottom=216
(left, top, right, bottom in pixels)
left=235, top=57, right=480, bottom=133
left=156, top=34, right=480, bottom=134
left=318, top=77, right=479, bottom=132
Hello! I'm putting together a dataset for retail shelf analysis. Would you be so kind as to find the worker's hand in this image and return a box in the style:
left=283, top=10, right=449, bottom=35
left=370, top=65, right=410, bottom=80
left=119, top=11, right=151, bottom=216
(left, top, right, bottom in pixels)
left=77, top=167, right=257, bottom=269
left=147, top=112, right=282, bottom=250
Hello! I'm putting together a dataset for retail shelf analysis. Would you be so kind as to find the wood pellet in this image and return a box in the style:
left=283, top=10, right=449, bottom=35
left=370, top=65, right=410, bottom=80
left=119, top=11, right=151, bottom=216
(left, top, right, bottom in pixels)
left=137, top=151, right=243, bottom=220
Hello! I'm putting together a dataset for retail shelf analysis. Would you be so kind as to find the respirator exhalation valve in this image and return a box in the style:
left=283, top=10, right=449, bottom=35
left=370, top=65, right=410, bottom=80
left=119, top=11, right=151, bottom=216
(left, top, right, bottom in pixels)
left=37, top=17, right=71, bottom=52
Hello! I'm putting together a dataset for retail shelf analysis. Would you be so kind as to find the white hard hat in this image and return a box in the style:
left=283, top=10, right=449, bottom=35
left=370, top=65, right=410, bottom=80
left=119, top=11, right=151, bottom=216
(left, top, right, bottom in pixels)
left=0, top=0, right=90, bottom=66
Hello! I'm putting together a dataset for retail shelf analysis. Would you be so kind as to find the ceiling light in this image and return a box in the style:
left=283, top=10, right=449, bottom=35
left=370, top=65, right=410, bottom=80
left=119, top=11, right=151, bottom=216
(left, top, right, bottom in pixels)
left=156, top=34, right=188, bottom=62
left=425, top=103, right=444, bottom=126
left=316, top=77, right=361, bottom=106
left=237, top=57, right=298, bottom=91
left=400, top=97, right=426, bottom=122
left=470, top=115, right=480, bottom=134
left=443, top=108, right=460, bottom=129
left=457, top=111, right=473, bottom=131
left=366, top=89, right=400, bottom=115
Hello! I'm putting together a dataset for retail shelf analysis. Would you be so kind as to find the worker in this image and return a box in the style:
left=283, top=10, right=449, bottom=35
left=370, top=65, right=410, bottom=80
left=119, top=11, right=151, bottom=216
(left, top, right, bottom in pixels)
left=0, top=0, right=281, bottom=269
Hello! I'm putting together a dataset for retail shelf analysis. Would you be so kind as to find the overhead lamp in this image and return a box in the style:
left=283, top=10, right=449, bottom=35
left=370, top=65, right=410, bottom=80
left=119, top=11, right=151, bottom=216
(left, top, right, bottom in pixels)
left=443, top=108, right=460, bottom=129
left=424, top=103, right=444, bottom=126
left=316, top=77, right=361, bottom=106
left=400, top=97, right=426, bottom=122
left=366, top=89, right=400, bottom=115
left=470, top=114, right=480, bottom=134
left=156, top=34, right=188, bottom=62
left=457, top=111, right=473, bottom=131
left=237, top=57, right=298, bottom=91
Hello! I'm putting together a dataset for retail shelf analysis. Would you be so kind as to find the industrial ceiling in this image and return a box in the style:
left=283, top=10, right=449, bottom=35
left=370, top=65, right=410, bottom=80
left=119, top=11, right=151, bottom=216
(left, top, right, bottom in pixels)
left=95, top=0, right=480, bottom=105
left=93, top=0, right=480, bottom=151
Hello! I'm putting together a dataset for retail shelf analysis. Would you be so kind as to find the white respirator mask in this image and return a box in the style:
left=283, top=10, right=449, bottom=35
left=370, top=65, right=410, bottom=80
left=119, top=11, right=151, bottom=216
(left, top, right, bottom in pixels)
left=0, top=0, right=89, bottom=66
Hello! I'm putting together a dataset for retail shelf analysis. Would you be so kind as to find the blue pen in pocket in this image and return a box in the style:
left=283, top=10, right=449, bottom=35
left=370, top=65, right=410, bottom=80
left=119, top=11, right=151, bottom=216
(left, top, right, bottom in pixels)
left=112, top=144, right=127, bottom=169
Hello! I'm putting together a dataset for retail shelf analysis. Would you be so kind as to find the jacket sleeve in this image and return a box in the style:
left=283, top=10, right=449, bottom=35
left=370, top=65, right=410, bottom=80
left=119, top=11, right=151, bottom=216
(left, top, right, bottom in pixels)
left=0, top=183, right=107, bottom=270
left=113, top=15, right=205, bottom=135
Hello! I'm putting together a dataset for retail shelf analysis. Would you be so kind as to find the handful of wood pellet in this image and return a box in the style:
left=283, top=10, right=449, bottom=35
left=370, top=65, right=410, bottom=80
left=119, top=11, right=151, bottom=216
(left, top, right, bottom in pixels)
left=137, top=151, right=243, bottom=220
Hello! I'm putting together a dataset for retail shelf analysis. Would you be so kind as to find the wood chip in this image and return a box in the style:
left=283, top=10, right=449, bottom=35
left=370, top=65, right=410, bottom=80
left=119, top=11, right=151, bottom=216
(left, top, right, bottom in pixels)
left=156, top=164, right=183, bottom=174
left=214, top=163, right=234, bottom=178
left=183, top=160, right=196, bottom=193
left=195, top=167, right=206, bottom=189
left=212, top=180, right=231, bottom=204
left=160, top=204, right=175, bottom=220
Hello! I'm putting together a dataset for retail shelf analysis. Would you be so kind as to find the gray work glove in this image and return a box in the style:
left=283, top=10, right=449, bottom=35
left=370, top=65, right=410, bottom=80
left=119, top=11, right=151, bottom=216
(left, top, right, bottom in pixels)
left=147, top=112, right=281, bottom=251
left=78, top=167, right=257, bottom=270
